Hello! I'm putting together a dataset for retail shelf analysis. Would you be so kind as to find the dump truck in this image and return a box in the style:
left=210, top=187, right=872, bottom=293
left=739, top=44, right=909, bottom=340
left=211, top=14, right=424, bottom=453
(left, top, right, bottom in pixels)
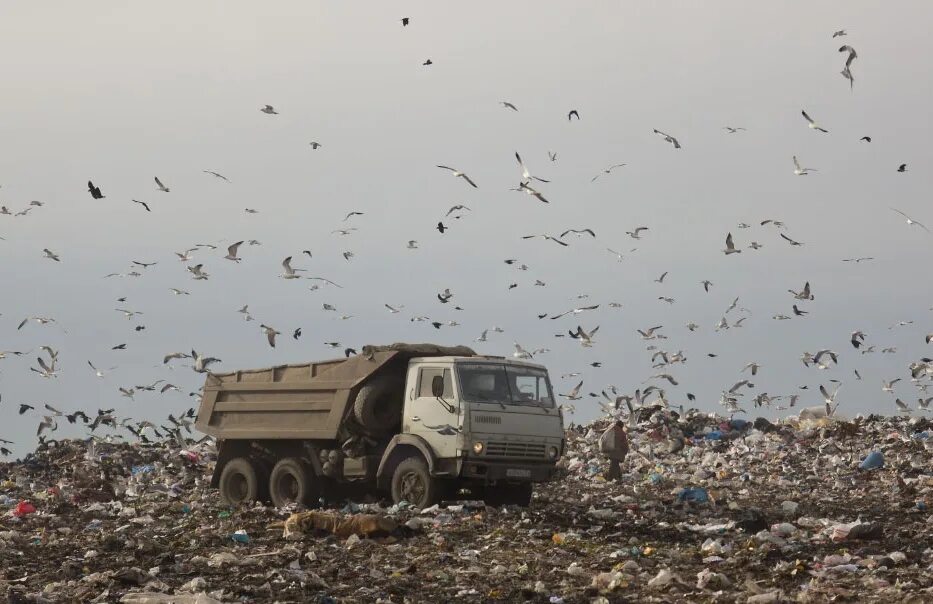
left=196, top=343, right=565, bottom=508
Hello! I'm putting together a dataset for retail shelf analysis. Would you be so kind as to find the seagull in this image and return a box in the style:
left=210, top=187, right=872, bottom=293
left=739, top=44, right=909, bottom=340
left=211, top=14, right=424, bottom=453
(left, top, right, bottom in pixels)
left=260, top=324, right=280, bottom=348
left=343, top=211, right=364, bottom=221
left=187, top=264, right=209, bottom=280
left=244, top=208, right=259, bottom=214
left=18, top=317, right=56, bottom=330
left=224, top=241, right=244, bottom=262
left=832, top=29, right=847, bottom=38
left=281, top=256, right=305, bottom=279
left=839, top=45, right=857, bottom=68
left=88, top=181, right=105, bottom=199
left=119, top=387, right=136, bottom=400
left=513, top=343, right=534, bottom=359
left=637, top=326, right=664, bottom=340
left=163, top=352, right=191, bottom=365
left=237, top=305, right=254, bottom=321
left=501, top=101, right=518, bottom=111
left=407, top=240, right=419, bottom=249
left=793, top=156, right=817, bottom=175
left=792, top=305, right=808, bottom=316
left=115, top=308, right=143, bottom=320
left=445, top=205, right=471, bottom=216
left=626, top=227, right=649, bottom=239
left=191, top=350, right=221, bottom=373
left=515, top=152, right=550, bottom=184
left=132, top=199, right=151, bottom=212
left=801, top=110, right=829, bottom=133
left=590, top=163, right=626, bottom=182
left=569, top=325, right=599, bottom=347
left=154, top=176, right=170, bottom=192
left=890, top=208, right=930, bottom=232
left=522, top=234, right=568, bottom=246
left=895, top=398, right=911, bottom=414
left=842, top=257, right=874, bottom=263
left=342, top=251, right=354, bottom=261
left=559, top=228, right=595, bottom=239
left=567, top=110, right=580, bottom=121
left=385, top=304, right=404, bottom=313
left=780, top=233, right=804, bottom=246
left=513, top=182, right=550, bottom=204
left=652, top=129, right=681, bottom=148
left=850, top=331, right=866, bottom=349
left=437, top=288, right=454, bottom=303
left=860, top=136, right=871, bottom=143
left=550, top=305, right=599, bottom=320
left=560, top=380, right=584, bottom=400
left=169, top=288, right=190, bottom=296
left=260, top=105, right=278, bottom=114
left=606, top=248, right=630, bottom=262
left=37, top=416, right=57, bottom=436
left=723, top=233, right=741, bottom=255
left=203, top=170, right=231, bottom=182
left=175, top=248, right=197, bottom=261
left=701, top=280, right=713, bottom=292
left=43, top=248, right=61, bottom=262
left=548, top=151, right=557, bottom=162
left=436, top=165, right=478, bottom=188
left=742, top=362, right=761, bottom=376
left=723, top=127, right=746, bottom=134
left=919, top=397, right=932, bottom=412
left=820, top=384, right=841, bottom=415
left=655, top=271, right=668, bottom=283
left=882, top=378, right=901, bottom=393
left=813, top=349, right=838, bottom=368
left=788, top=282, right=814, bottom=300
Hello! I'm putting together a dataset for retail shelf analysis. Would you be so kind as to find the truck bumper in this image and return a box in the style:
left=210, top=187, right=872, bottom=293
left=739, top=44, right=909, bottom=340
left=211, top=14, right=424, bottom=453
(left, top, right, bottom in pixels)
left=460, top=460, right=557, bottom=483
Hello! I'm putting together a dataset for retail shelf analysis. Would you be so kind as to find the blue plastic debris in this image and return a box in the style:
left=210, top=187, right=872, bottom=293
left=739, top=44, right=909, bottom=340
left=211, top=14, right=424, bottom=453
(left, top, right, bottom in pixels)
left=230, top=529, right=250, bottom=544
left=677, top=487, right=710, bottom=503
left=705, top=431, right=722, bottom=441
left=859, top=451, right=884, bottom=471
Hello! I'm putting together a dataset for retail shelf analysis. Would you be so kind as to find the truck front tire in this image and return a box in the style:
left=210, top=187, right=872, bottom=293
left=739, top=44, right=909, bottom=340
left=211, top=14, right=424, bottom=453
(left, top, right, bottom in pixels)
left=391, top=457, right=441, bottom=509
left=218, top=457, right=260, bottom=506
left=354, top=376, right=404, bottom=436
left=269, top=457, right=313, bottom=508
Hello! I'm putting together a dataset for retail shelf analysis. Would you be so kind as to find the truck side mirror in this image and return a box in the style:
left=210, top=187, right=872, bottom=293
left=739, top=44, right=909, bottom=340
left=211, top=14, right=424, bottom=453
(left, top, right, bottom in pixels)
left=431, top=375, right=445, bottom=398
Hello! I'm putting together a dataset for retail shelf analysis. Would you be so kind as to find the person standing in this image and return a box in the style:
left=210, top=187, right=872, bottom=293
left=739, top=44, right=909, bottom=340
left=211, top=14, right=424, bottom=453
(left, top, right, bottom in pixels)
left=599, top=420, right=628, bottom=481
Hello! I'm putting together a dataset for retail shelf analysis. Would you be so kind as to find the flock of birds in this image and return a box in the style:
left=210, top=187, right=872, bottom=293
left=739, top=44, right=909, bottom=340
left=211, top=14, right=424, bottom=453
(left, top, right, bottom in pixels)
left=1, top=20, right=932, bottom=457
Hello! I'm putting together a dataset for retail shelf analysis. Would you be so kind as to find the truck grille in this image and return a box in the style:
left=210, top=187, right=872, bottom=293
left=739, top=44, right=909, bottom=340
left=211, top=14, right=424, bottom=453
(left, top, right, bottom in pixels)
left=473, top=415, right=501, bottom=425
left=485, top=441, right=546, bottom=458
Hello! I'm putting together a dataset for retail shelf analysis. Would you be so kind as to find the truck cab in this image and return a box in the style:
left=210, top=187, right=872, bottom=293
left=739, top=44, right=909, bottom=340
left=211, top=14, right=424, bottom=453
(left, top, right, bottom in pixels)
left=393, top=356, right=565, bottom=506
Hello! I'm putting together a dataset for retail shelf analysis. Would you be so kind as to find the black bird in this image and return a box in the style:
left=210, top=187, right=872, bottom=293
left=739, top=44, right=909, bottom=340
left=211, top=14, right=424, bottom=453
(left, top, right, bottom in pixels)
left=0, top=446, right=10, bottom=456
left=437, top=222, right=447, bottom=233
left=568, top=110, right=580, bottom=121
left=687, top=393, right=696, bottom=401
left=293, top=328, right=302, bottom=340
left=793, top=305, right=808, bottom=316
left=537, top=313, right=548, bottom=319
left=431, top=322, right=443, bottom=329
left=508, top=283, right=518, bottom=290
left=344, top=348, right=357, bottom=357
left=590, top=362, right=601, bottom=367
left=860, top=136, right=871, bottom=142
left=19, top=403, right=34, bottom=415
left=132, top=199, right=151, bottom=212
left=112, top=344, right=127, bottom=350
left=401, top=17, right=409, bottom=26
left=897, top=163, right=907, bottom=172
left=135, top=325, right=146, bottom=331
left=88, top=180, right=105, bottom=199
left=422, top=59, right=432, bottom=66
left=66, top=411, right=90, bottom=424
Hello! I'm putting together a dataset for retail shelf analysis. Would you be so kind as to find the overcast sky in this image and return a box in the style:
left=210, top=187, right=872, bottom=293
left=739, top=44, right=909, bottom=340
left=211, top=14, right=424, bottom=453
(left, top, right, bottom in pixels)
left=1, top=2, right=932, bottom=457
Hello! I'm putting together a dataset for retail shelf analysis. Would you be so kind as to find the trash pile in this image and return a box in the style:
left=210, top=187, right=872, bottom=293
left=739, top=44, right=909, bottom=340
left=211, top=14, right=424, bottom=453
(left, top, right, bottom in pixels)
left=1, top=411, right=932, bottom=602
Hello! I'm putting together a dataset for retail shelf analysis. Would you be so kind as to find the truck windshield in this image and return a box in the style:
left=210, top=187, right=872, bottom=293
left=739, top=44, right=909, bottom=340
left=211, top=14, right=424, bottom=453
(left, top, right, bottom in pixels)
left=456, top=363, right=555, bottom=408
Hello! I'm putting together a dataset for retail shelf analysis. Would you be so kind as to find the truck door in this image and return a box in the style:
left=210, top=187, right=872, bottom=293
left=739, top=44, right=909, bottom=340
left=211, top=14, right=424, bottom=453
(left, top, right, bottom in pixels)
left=405, top=365, right=461, bottom=459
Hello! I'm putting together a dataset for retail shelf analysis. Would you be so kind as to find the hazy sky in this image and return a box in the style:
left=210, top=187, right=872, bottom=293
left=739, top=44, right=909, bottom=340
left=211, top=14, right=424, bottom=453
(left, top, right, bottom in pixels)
left=1, top=2, right=932, bottom=457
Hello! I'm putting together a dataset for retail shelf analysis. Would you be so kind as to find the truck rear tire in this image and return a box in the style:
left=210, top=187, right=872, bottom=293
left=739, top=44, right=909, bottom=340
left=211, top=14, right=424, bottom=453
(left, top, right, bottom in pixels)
left=354, top=376, right=404, bottom=436
left=269, top=457, right=313, bottom=508
left=391, top=457, right=441, bottom=509
left=484, top=483, right=533, bottom=507
left=218, top=457, right=260, bottom=506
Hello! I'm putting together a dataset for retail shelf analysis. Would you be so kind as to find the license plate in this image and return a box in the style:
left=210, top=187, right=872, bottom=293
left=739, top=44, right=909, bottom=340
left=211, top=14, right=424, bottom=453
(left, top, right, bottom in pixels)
left=506, top=468, right=531, bottom=478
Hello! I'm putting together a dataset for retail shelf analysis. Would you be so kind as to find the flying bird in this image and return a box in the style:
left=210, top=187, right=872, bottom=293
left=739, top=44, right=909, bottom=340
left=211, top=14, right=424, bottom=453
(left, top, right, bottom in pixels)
left=224, top=241, right=244, bottom=262
left=591, top=164, right=626, bottom=182
left=281, top=256, right=305, bottom=279
left=897, top=163, right=907, bottom=173
left=832, top=29, right=847, bottom=38
left=838, top=45, right=857, bottom=68
left=567, top=110, right=580, bottom=121
left=723, top=233, right=741, bottom=255
left=890, top=208, right=930, bottom=233
left=652, top=129, right=681, bottom=148
left=154, top=176, right=170, bottom=192
left=522, top=234, right=568, bottom=246
left=132, top=199, right=151, bottom=212
left=515, top=151, right=549, bottom=184
left=260, top=324, right=280, bottom=348
left=501, top=101, right=518, bottom=111
left=780, top=233, right=804, bottom=246
left=88, top=181, right=104, bottom=199
left=793, top=155, right=817, bottom=175
left=203, top=170, right=231, bottom=182
left=260, top=105, right=278, bottom=114
left=801, top=110, right=829, bottom=133
left=514, top=182, right=550, bottom=204
left=436, top=165, right=478, bottom=188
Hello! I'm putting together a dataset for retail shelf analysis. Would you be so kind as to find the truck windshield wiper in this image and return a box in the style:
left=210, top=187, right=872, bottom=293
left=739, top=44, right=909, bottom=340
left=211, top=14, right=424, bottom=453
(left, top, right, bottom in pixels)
left=474, top=394, right=507, bottom=410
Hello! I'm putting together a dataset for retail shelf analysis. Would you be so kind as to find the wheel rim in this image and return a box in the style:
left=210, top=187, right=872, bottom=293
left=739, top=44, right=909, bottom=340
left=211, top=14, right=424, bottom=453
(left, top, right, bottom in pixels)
left=399, top=470, right=426, bottom=505
left=276, top=472, right=300, bottom=502
left=229, top=473, right=249, bottom=502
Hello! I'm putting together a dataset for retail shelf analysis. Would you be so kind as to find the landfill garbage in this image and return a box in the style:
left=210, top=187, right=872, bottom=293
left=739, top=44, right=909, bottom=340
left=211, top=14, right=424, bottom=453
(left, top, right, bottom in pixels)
left=0, top=412, right=930, bottom=602
left=859, top=450, right=885, bottom=470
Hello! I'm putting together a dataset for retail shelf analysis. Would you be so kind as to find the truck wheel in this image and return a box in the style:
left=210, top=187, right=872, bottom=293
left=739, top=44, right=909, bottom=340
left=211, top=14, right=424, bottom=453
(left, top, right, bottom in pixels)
left=391, top=457, right=441, bottom=509
left=354, top=376, right=404, bottom=436
left=218, top=457, right=259, bottom=506
left=269, top=457, right=313, bottom=508
left=484, top=483, right=533, bottom=507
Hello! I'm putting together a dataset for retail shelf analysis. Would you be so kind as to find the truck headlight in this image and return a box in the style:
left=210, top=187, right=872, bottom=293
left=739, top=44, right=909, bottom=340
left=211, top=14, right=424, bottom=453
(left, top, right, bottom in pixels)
left=472, top=441, right=485, bottom=455
left=547, top=446, right=559, bottom=459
